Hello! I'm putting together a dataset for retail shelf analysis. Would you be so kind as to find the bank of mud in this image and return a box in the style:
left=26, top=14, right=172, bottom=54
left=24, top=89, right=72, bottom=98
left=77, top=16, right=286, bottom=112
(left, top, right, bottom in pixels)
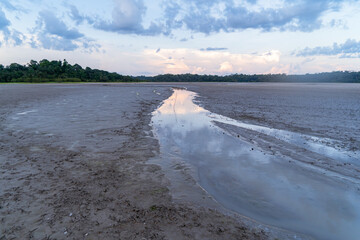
left=1, top=84, right=273, bottom=240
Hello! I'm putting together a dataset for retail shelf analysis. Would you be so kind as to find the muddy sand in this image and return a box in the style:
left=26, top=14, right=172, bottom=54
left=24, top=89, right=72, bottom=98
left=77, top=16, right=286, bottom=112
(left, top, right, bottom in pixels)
left=151, top=85, right=360, bottom=240
left=1, top=83, right=359, bottom=240
left=189, top=83, right=360, bottom=179
left=1, top=83, right=276, bottom=240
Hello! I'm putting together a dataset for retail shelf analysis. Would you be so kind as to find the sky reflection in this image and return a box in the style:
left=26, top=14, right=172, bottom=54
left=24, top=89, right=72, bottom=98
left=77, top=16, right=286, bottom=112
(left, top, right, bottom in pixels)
left=152, top=89, right=360, bottom=240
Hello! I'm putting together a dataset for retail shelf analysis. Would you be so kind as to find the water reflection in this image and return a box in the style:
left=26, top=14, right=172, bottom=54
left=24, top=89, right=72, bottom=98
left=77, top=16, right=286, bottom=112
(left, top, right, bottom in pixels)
left=152, top=89, right=360, bottom=240
left=209, top=114, right=359, bottom=165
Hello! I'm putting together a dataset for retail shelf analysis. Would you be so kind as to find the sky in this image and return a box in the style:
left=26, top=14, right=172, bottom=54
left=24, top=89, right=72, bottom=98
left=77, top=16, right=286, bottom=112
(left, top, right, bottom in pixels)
left=1, top=0, right=360, bottom=76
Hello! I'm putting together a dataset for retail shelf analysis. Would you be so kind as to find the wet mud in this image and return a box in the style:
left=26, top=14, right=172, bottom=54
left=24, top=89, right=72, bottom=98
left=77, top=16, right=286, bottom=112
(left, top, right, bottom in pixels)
left=0, top=84, right=271, bottom=240
left=152, top=88, right=360, bottom=240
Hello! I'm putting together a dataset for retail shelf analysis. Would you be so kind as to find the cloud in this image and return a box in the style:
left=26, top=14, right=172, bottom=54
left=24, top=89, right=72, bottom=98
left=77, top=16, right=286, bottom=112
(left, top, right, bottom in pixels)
left=141, top=48, right=281, bottom=75
left=69, top=5, right=86, bottom=25
left=0, top=0, right=29, bottom=14
left=0, top=8, right=10, bottom=46
left=0, top=7, right=25, bottom=46
left=35, top=33, right=78, bottom=51
left=68, top=4, right=94, bottom=25
left=32, top=10, right=99, bottom=52
left=180, top=0, right=341, bottom=33
left=68, top=0, right=346, bottom=37
left=200, top=47, right=228, bottom=51
left=9, top=29, right=23, bottom=45
left=297, top=39, right=360, bottom=58
left=219, top=61, right=233, bottom=72
left=93, top=0, right=163, bottom=35
left=38, top=10, right=83, bottom=40
left=0, top=8, right=10, bottom=31
left=0, top=0, right=17, bottom=11
left=162, top=1, right=183, bottom=35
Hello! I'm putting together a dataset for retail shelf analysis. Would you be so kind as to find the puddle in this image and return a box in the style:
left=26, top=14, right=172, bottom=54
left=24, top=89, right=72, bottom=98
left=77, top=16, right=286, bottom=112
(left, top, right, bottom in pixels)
left=152, top=89, right=360, bottom=240
left=207, top=113, right=358, bottom=165
left=17, top=110, right=38, bottom=115
left=29, top=146, right=44, bottom=152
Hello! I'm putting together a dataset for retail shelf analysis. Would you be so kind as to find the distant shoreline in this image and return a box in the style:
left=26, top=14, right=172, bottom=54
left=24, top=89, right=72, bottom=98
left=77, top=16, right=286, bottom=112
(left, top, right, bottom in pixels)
left=1, top=79, right=359, bottom=84
left=1, top=59, right=359, bottom=83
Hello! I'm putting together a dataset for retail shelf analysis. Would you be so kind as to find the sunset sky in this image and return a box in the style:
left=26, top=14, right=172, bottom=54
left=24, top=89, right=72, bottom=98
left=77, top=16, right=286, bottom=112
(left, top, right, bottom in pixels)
left=1, top=0, right=360, bottom=75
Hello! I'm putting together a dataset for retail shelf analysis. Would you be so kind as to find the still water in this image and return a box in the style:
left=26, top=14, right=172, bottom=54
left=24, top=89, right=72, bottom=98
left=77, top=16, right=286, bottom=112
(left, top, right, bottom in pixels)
left=152, top=89, right=360, bottom=240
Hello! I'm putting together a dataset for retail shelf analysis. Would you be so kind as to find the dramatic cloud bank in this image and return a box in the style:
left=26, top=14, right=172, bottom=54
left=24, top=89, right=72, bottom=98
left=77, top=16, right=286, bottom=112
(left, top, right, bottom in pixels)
left=179, top=0, right=332, bottom=33
left=68, top=0, right=347, bottom=36
left=1, top=0, right=360, bottom=75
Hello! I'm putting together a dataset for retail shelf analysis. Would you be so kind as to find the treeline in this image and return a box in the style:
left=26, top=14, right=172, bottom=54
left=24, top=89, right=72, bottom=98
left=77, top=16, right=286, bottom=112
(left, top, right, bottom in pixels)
left=1, top=59, right=360, bottom=83
left=139, top=72, right=360, bottom=83
left=0, top=59, right=134, bottom=83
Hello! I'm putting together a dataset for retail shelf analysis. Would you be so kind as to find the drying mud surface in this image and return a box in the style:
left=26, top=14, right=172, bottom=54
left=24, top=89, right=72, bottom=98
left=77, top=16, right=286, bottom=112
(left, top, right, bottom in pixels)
left=0, top=84, right=272, bottom=240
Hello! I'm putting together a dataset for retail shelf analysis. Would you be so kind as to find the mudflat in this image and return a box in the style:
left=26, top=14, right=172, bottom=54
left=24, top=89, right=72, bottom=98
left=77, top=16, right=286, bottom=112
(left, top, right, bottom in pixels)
left=152, top=84, right=360, bottom=240
left=2, top=83, right=359, bottom=240
left=0, top=83, right=272, bottom=240
left=189, top=83, right=360, bottom=179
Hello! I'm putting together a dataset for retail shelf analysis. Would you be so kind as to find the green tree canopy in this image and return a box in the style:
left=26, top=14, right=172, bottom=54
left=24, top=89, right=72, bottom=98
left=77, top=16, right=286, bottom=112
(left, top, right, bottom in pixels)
left=0, top=59, right=134, bottom=83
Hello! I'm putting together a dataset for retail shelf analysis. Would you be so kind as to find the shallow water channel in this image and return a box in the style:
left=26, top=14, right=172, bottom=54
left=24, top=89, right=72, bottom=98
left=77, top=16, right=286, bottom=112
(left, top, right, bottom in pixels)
left=152, top=89, right=360, bottom=240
